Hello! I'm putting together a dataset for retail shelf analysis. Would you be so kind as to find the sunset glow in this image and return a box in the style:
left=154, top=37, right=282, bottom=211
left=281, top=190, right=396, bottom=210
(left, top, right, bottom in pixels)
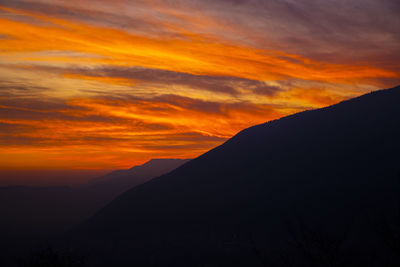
left=1, top=0, right=399, bottom=172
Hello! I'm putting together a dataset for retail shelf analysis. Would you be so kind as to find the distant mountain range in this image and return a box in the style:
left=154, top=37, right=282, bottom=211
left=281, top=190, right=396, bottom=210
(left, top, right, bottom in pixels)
left=86, top=158, right=190, bottom=202
left=75, top=86, right=400, bottom=266
left=0, top=158, right=189, bottom=238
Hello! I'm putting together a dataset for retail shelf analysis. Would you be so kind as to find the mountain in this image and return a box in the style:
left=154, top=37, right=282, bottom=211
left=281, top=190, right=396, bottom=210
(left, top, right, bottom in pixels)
left=74, top=86, right=400, bottom=266
left=0, top=186, right=80, bottom=237
left=0, top=159, right=190, bottom=266
left=80, top=158, right=191, bottom=214
left=0, top=159, right=189, bottom=239
left=91, top=158, right=190, bottom=185
left=86, top=158, right=191, bottom=201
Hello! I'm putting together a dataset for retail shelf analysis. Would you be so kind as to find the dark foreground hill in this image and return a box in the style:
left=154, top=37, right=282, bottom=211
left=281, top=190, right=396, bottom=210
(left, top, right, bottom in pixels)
left=0, top=159, right=189, bottom=239
left=74, top=86, right=400, bottom=266
left=0, top=159, right=189, bottom=241
left=0, top=159, right=189, bottom=266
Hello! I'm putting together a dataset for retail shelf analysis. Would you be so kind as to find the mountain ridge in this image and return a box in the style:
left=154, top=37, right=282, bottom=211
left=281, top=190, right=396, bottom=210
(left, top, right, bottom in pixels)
left=0, top=158, right=190, bottom=239
left=81, top=85, right=400, bottom=228
left=88, top=158, right=190, bottom=186
left=74, top=86, right=400, bottom=266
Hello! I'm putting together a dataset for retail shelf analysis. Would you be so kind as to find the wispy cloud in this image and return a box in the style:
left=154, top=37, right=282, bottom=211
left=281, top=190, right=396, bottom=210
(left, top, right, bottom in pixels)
left=0, top=0, right=399, bottom=170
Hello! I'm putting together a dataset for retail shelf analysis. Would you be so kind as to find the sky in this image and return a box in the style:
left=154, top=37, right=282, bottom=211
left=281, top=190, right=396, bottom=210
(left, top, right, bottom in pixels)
left=0, top=0, right=399, bottom=180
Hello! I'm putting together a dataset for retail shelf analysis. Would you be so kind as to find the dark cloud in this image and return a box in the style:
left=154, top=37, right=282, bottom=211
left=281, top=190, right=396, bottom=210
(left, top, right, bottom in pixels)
left=0, top=122, right=33, bottom=134
left=0, top=91, right=282, bottom=148
left=0, top=81, right=50, bottom=97
left=2, top=0, right=399, bottom=69
left=146, top=94, right=281, bottom=116
left=0, top=97, right=152, bottom=127
left=0, top=0, right=185, bottom=38
left=195, top=0, right=400, bottom=68
left=77, top=91, right=282, bottom=118
left=0, top=63, right=282, bottom=97
left=0, top=34, right=11, bottom=40
left=67, top=66, right=282, bottom=96
left=0, top=4, right=54, bottom=26
left=0, top=135, right=47, bottom=146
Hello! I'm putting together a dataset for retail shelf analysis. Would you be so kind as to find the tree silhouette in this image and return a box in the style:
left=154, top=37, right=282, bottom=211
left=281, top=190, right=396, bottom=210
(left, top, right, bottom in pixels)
left=17, top=246, right=86, bottom=267
left=375, top=170, right=400, bottom=266
left=283, top=219, right=350, bottom=267
left=248, top=218, right=352, bottom=267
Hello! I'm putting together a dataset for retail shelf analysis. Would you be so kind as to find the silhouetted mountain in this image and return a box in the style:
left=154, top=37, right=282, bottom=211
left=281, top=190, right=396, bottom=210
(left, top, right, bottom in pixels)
left=75, top=86, right=400, bottom=266
left=0, top=159, right=189, bottom=238
left=85, top=158, right=191, bottom=205
left=91, top=159, right=190, bottom=185
left=0, top=186, right=80, bottom=237
left=74, top=159, right=191, bottom=220
left=0, top=159, right=190, bottom=266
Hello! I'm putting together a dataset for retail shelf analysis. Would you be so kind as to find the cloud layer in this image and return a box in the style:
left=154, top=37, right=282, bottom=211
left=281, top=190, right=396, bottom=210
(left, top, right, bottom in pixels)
left=0, top=0, right=399, bottom=170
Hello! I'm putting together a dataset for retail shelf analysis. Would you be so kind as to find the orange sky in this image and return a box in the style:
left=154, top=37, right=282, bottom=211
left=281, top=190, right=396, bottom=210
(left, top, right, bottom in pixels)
left=0, top=0, right=399, bottom=174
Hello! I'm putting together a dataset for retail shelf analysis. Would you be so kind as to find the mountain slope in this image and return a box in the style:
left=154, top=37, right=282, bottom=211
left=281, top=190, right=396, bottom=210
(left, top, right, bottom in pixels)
left=88, top=158, right=190, bottom=190
left=0, top=159, right=189, bottom=240
left=83, top=158, right=191, bottom=207
left=76, top=86, right=400, bottom=266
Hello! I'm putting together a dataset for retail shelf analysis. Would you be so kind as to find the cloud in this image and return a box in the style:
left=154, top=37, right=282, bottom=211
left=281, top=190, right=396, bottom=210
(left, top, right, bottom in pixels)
left=0, top=94, right=284, bottom=169
left=0, top=93, right=285, bottom=168
left=0, top=6, right=397, bottom=85
left=196, top=0, right=400, bottom=67
left=63, top=66, right=283, bottom=96
left=0, top=0, right=399, bottom=171
left=0, top=33, right=11, bottom=39
left=0, top=81, right=50, bottom=97
left=278, top=87, right=347, bottom=107
left=0, top=0, right=172, bottom=38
